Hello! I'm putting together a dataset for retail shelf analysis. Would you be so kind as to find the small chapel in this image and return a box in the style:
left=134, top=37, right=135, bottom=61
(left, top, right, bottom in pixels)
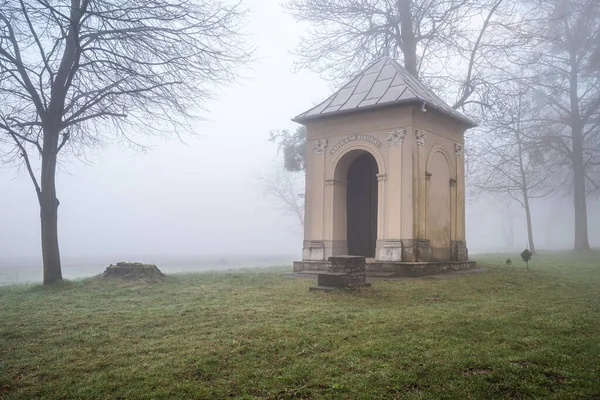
left=293, top=57, right=476, bottom=275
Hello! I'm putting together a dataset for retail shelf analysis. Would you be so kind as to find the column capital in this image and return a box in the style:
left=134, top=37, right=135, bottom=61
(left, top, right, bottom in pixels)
left=454, top=143, right=464, bottom=157
left=312, top=139, right=328, bottom=154
left=416, top=129, right=427, bottom=146
left=387, top=129, right=406, bottom=146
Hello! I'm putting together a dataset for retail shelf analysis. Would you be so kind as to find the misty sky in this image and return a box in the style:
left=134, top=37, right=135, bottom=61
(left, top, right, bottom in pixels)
left=0, top=1, right=328, bottom=260
left=1, top=0, right=598, bottom=265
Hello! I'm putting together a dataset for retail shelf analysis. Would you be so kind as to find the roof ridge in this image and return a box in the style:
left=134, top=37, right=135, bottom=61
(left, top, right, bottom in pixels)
left=384, top=57, right=420, bottom=99
left=293, top=55, right=476, bottom=127
left=294, top=57, right=388, bottom=120
left=343, top=57, right=384, bottom=103
left=386, top=58, right=459, bottom=110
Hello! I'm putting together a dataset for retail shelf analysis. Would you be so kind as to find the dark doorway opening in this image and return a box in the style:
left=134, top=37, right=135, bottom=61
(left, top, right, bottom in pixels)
left=346, top=153, right=378, bottom=257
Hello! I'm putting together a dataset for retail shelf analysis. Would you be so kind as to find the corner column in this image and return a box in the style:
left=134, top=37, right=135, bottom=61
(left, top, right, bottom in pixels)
left=302, top=139, right=328, bottom=261
left=452, top=142, right=468, bottom=261
left=379, top=129, right=405, bottom=261
left=414, top=129, right=431, bottom=261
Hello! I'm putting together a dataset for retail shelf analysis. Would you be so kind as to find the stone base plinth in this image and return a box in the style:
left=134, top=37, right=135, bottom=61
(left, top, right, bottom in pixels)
left=329, top=256, right=367, bottom=287
left=452, top=240, right=469, bottom=261
left=295, top=259, right=476, bottom=278
left=308, top=256, right=371, bottom=292
left=302, top=241, right=325, bottom=261
left=317, top=272, right=348, bottom=288
left=367, top=260, right=476, bottom=277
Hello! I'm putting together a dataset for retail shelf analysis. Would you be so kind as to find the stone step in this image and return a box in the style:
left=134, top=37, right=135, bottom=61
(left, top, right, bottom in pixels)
left=298, top=269, right=396, bottom=278
left=365, top=271, right=397, bottom=278
left=297, top=270, right=325, bottom=275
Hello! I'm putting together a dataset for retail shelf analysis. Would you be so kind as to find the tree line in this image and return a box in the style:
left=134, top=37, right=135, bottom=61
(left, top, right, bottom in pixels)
left=269, top=0, right=600, bottom=253
left=1, top=0, right=597, bottom=285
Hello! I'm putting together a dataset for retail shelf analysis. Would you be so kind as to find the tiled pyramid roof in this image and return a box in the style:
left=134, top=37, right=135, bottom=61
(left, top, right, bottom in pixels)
left=293, top=56, right=476, bottom=127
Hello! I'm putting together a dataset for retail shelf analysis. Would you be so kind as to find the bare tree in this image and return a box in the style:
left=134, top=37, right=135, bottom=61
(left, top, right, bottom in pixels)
left=256, top=166, right=305, bottom=231
left=285, top=0, right=529, bottom=110
left=273, top=0, right=533, bottom=180
left=0, top=0, right=251, bottom=284
left=515, top=0, right=600, bottom=250
left=471, top=86, right=556, bottom=254
left=261, top=125, right=307, bottom=231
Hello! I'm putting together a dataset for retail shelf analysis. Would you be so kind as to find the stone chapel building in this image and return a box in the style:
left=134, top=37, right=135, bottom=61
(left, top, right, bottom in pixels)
left=293, top=57, right=476, bottom=274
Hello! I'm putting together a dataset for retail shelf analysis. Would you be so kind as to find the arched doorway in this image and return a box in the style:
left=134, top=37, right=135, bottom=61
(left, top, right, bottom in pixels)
left=346, top=153, right=379, bottom=257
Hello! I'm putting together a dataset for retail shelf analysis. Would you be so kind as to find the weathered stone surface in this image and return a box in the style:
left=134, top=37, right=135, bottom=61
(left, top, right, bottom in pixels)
left=367, top=260, right=476, bottom=277
left=328, top=256, right=368, bottom=287
left=308, top=256, right=371, bottom=292
left=302, top=241, right=325, bottom=261
left=102, top=262, right=165, bottom=281
left=415, top=240, right=431, bottom=262
left=317, top=272, right=348, bottom=288
left=296, top=258, right=477, bottom=278
left=379, top=240, right=403, bottom=261
left=452, top=240, right=469, bottom=261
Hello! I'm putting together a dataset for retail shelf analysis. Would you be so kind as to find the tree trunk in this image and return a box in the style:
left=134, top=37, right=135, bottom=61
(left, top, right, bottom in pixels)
left=515, top=113, right=536, bottom=254
left=568, top=51, right=591, bottom=251
left=37, top=0, right=81, bottom=283
left=397, top=0, right=418, bottom=76
left=572, top=128, right=590, bottom=250
left=40, top=124, right=62, bottom=284
left=40, top=192, right=62, bottom=285
left=523, top=195, right=536, bottom=254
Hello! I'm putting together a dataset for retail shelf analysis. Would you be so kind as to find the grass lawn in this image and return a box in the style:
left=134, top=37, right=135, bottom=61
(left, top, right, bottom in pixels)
left=1, top=252, right=599, bottom=399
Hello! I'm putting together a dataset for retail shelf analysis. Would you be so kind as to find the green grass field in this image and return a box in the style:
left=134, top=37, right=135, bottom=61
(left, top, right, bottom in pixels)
left=1, top=252, right=599, bottom=399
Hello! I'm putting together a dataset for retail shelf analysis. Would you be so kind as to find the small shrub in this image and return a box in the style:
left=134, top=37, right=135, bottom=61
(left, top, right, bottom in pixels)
left=521, top=249, right=533, bottom=268
left=505, top=258, right=512, bottom=266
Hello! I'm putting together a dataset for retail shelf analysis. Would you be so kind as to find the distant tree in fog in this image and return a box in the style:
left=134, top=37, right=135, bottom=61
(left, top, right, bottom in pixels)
left=471, top=86, right=556, bottom=254
left=500, top=201, right=518, bottom=251
left=256, top=167, right=305, bottom=231
left=515, top=0, right=600, bottom=250
left=261, top=126, right=306, bottom=230
left=0, top=0, right=251, bottom=284
left=281, top=0, right=600, bottom=252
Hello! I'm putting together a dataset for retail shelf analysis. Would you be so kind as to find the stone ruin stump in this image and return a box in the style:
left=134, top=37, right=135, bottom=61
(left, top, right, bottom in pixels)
left=329, top=256, right=368, bottom=287
left=310, top=255, right=370, bottom=292
left=102, top=262, right=165, bottom=281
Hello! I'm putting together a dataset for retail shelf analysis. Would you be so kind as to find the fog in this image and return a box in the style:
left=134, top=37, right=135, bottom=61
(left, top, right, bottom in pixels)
left=1, top=0, right=598, bottom=284
left=0, top=1, right=323, bottom=282
left=466, top=196, right=600, bottom=253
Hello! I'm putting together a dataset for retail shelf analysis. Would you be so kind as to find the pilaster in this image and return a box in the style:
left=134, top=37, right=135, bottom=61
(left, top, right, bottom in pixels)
left=455, top=143, right=466, bottom=241
left=415, top=129, right=427, bottom=239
